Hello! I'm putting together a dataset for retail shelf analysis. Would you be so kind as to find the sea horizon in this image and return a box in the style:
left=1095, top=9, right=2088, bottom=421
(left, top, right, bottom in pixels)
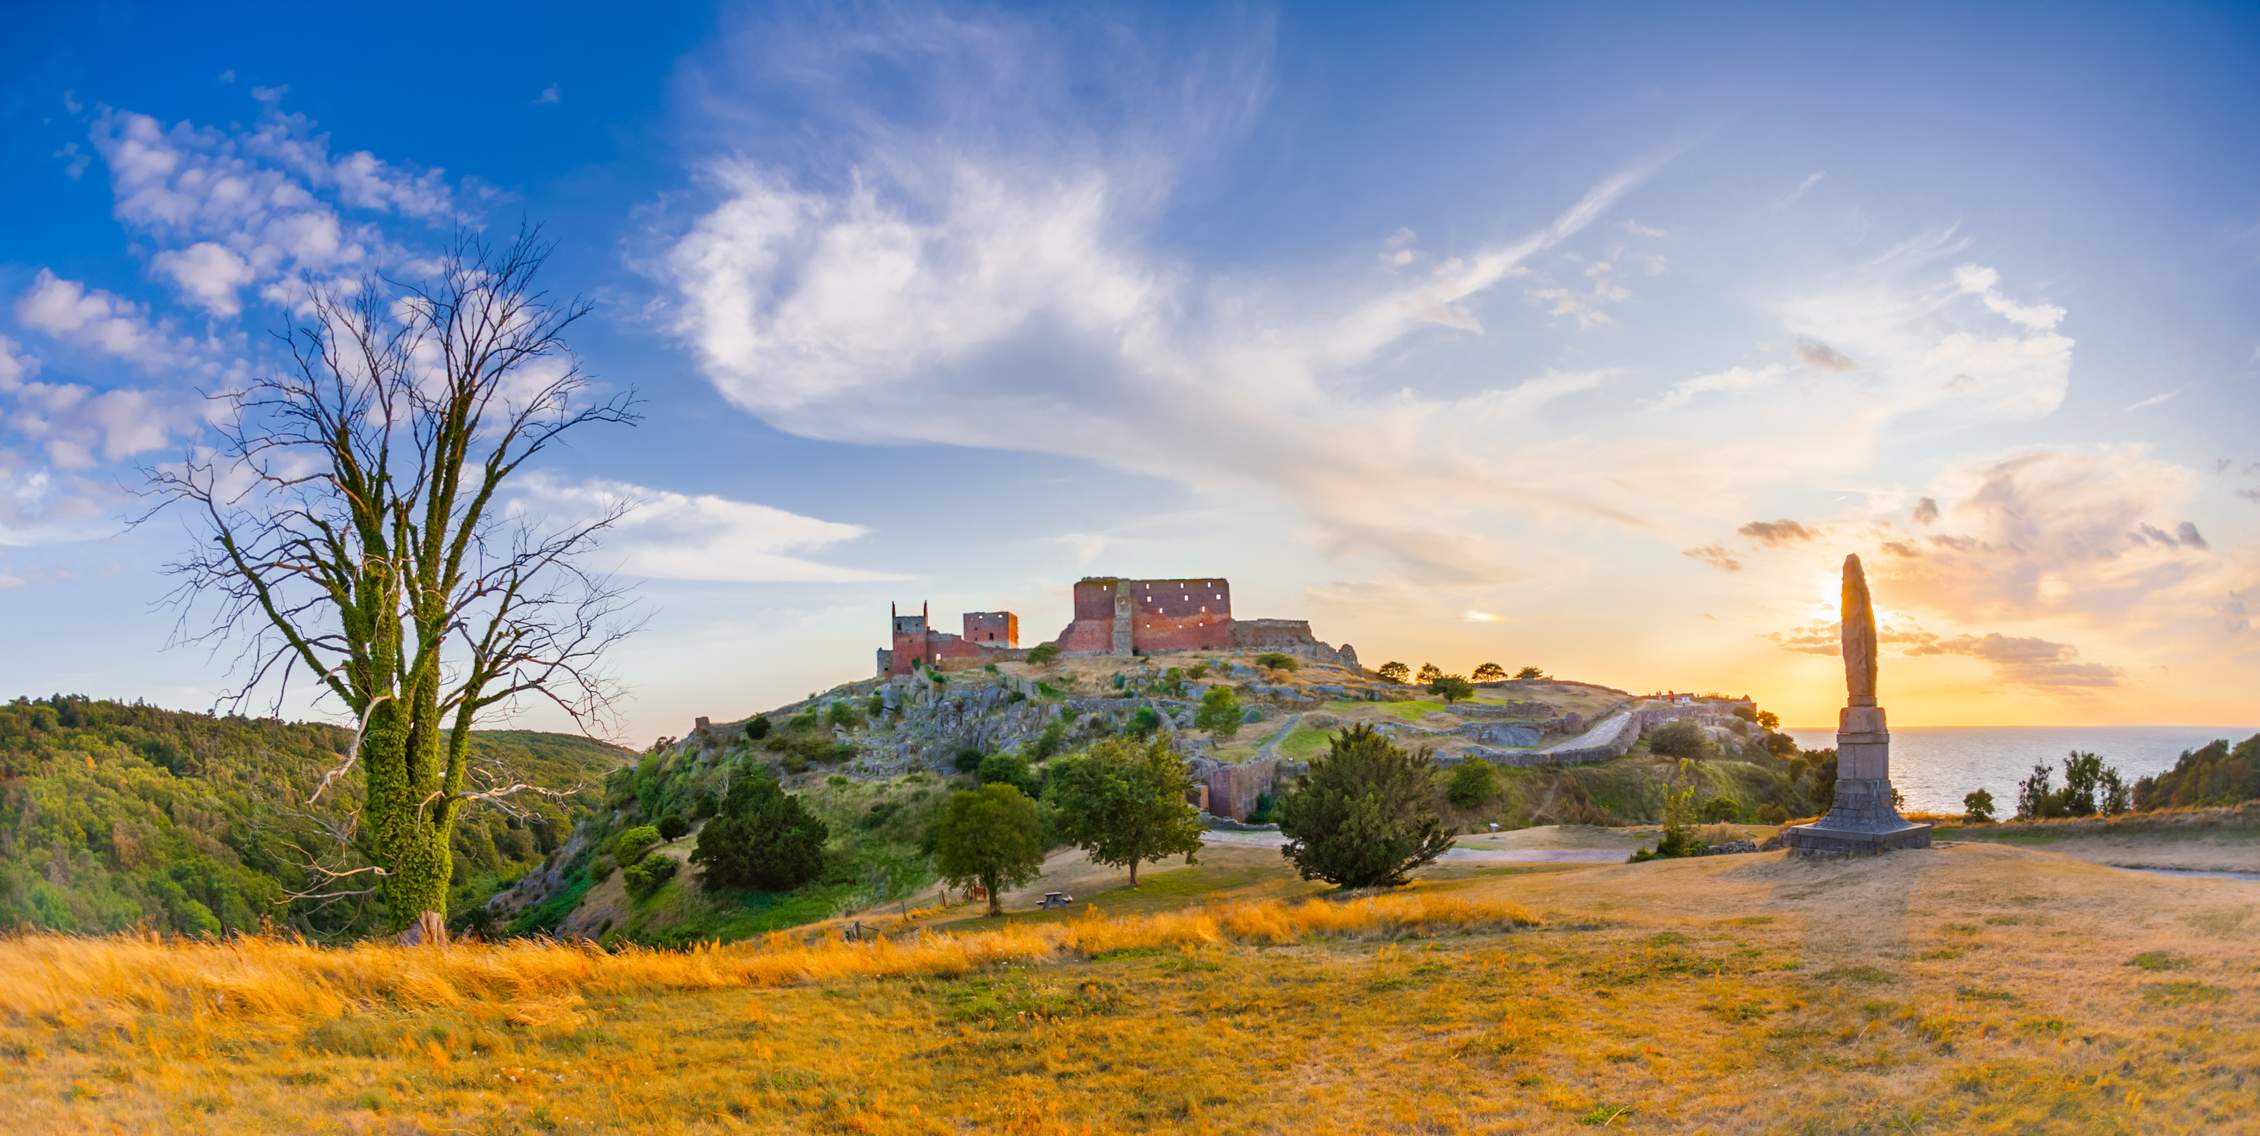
left=1780, top=724, right=2257, bottom=814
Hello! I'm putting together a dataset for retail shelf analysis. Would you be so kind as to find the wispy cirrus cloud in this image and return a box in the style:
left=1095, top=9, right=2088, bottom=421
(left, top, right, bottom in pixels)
left=510, top=474, right=898, bottom=585
left=653, top=6, right=1665, bottom=587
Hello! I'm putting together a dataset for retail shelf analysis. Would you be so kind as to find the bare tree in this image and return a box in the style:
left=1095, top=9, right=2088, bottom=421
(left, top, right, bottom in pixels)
left=152, top=229, right=638, bottom=943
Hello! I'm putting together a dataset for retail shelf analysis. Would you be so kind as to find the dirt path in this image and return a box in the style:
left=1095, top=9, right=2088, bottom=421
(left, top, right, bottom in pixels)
left=1199, top=825, right=1637, bottom=863
left=1253, top=712, right=1304, bottom=761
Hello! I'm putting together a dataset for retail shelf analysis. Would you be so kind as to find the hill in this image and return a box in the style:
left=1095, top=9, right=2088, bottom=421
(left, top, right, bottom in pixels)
left=490, top=648, right=1823, bottom=943
left=0, top=696, right=631, bottom=939
left=7, top=840, right=2255, bottom=1132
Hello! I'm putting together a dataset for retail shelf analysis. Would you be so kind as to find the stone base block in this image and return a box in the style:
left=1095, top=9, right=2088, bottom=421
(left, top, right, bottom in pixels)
left=1782, top=820, right=1933, bottom=857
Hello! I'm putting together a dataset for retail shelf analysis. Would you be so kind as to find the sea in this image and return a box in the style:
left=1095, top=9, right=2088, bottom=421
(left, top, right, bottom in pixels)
left=1779, top=725, right=2259, bottom=815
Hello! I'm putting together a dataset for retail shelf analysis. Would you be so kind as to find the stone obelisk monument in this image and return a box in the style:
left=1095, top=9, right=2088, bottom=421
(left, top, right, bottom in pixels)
left=1784, top=554, right=1932, bottom=856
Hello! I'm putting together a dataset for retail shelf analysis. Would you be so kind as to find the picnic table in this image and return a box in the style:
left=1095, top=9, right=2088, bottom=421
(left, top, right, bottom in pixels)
left=1037, top=891, right=1074, bottom=910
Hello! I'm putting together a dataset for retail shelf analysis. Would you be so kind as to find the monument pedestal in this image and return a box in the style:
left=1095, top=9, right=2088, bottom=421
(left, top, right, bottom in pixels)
left=1783, top=703, right=1931, bottom=857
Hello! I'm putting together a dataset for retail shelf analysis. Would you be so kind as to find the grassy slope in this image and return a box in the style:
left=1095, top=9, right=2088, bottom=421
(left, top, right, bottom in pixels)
left=9, top=839, right=2258, bottom=1133
left=0, top=697, right=629, bottom=939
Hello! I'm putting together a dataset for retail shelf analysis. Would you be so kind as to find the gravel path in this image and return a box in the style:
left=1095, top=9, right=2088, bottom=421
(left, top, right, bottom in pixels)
left=1200, top=827, right=1629, bottom=863
left=1253, top=712, right=1305, bottom=761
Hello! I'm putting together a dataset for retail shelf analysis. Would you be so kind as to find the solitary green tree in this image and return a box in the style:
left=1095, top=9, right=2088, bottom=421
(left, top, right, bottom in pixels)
left=1377, top=661, right=1410, bottom=684
left=1514, top=666, right=1548, bottom=681
left=1416, top=663, right=1444, bottom=684
left=1048, top=738, right=1204, bottom=886
left=1193, top=685, right=1244, bottom=738
left=1472, top=662, right=1507, bottom=681
left=1428, top=675, right=1476, bottom=704
left=933, top=783, right=1046, bottom=915
left=1962, top=788, right=1997, bottom=823
left=691, top=774, right=829, bottom=892
left=154, top=232, right=637, bottom=943
left=1025, top=642, right=1062, bottom=668
left=1277, top=724, right=1454, bottom=887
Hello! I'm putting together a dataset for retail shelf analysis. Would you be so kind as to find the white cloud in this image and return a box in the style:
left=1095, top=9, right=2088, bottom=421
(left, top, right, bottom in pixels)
left=152, top=241, right=255, bottom=316
left=0, top=336, right=36, bottom=390
left=533, top=84, right=562, bottom=106
left=1771, top=170, right=1827, bottom=209
left=655, top=10, right=1662, bottom=585
left=509, top=474, right=899, bottom=584
left=2122, top=388, right=2180, bottom=412
left=14, top=270, right=183, bottom=368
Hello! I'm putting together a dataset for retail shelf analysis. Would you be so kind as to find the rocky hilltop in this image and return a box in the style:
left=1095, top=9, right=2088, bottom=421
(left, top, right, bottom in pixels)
left=489, top=642, right=1813, bottom=943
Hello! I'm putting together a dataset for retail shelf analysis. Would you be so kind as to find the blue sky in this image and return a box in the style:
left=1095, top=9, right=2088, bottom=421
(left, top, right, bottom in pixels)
left=2, top=2, right=2256, bottom=737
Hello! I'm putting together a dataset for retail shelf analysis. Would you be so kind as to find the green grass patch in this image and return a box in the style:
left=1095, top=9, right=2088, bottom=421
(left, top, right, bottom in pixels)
left=2128, top=950, right=2192, bottom=972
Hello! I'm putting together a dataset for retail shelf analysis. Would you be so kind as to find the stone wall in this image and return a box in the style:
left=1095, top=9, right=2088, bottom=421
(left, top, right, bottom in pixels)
left=961, top=611, right=1018, bottom=647
left=1055, top=576, right=1235, bottom=655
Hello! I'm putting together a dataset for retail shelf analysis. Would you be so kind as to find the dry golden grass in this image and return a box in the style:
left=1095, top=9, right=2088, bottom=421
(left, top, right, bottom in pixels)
left=6, top=843, right=2257, bottom=1134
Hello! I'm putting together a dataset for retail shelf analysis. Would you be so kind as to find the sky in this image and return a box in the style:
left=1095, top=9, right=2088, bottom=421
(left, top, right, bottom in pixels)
left=1, top=1, right=2257, bottom=741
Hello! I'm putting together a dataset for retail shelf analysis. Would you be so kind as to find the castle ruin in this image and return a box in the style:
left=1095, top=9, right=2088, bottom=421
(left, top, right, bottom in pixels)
left=879, top=575, right=1356, bottom=676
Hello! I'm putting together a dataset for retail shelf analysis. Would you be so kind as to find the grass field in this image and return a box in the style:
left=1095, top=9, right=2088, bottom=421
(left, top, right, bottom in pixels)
left=6, top=841, right=2257, bottom=1133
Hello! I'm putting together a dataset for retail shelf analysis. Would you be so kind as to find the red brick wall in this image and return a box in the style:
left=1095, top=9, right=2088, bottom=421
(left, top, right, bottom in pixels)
left=1128, top=578, right=1232, bottom=653
left=962, top=611, right=1019, bottom=646
left=1054, top=579, right=1120, bottom=653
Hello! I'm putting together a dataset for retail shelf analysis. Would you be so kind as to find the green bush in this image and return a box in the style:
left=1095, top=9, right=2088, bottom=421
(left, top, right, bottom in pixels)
left=690, top=774, right=828, bottom=892
left=1648, top=720, right=1710, bottom=760
left=1026, top=643, right=1062, bottom=667
left=1194, top=685, right=1244, bottom=738
left=623, top=855, right=677, bottom=900
left=1255, top=652, right=1298, bottom=672
left=1445, top=759, right=1500, bottom=808
left=614, top=825, right=663, bottom=866
left=1029, top=719, right=1070, bottom=760
left=1246, top=792, right=1277, bottom=825
left=1700, top=795, right=1740, bottom=823
left=1754, top=802, right=1790, bottom=825
left=1122, top=706, right=1162, bottom=740
left=953, top=747, right=986, bottom=774
left=1963, top=788, right=1997, bottom=823
left=745, top=715, right=772, bottom=741
left=1277, top=724, right=1453, bottom=887
left=1427, top=675, right=1475, bottom=704
left=977, top=751, right=1039, bottom=797
left=657, top=813, right=690, bottom=842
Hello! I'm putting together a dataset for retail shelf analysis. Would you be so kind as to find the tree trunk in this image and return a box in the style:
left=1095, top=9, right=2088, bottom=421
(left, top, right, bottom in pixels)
left=1128, top=858, right=1140, bottom=888
left=985, top=871, right=1002, bottom=916
left=399, top=910, right=448, bottom=946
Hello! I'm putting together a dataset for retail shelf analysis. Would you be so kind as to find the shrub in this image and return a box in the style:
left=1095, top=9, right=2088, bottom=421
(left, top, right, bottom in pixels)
left=614, top=825, right=663, bottom=866
left=1962, top=788, right=1997, bottom=824
left=827, top=700, right=864, bottom=729
left=933, top=783, right=1046, bottom=915
left=1445, top=759, right=1500, bottom=808
left=1194, top=685, right=1244, bottom=739
left=1187, top=663, right=1210, bottom=680
left=1029, top=719, right=1070, bottom=761
left=953, top=747, right=986, bottom=775
left=1247, top=792, right=1277, bottom=825
left=745, top=715, right=771, bottom=741
left=1122, top=706, right=1162, bottom=740
left=1278, top=724, right=1454, bottom=888
left=1514, top=666, right=1547, bottom=681
left=1700, top=795, right=1740, bottom=823
left=657, top=813, right=690, bottom=842
left=1255, top=652, right=1298, bottom=672
left=1428, top=675, right=1475, bottom=704
left=1648, top=720, right=1709, bottom=760
left=1472, top=662, right=1507, bottom=681
left=977, top=751, right=1039, bottom=797
left=622, top=855, right=677, bottom=900
left=867, top=693, right=886, bottom=717
left=1025, top=642, right=1062, bottom=667
left=1632, top=760, right=1705, bottom=861
left=690, top=774, right=829, bottom=892
left=587, top=854, right=616, bottom=882
left=1754, top=802, right=1790, bottom=825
